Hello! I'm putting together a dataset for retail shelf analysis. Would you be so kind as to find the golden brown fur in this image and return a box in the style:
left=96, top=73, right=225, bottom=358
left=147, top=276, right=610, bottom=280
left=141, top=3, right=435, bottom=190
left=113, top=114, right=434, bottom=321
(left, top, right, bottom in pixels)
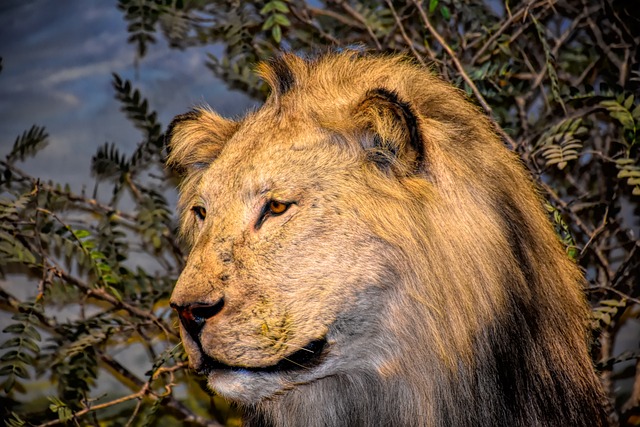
left=167, top=52, right=608, bottom=426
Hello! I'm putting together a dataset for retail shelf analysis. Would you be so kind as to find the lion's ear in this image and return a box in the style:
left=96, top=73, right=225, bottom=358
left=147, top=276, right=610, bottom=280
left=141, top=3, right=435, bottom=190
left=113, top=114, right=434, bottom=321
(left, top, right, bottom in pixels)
left=165, top=108, right=238, bottom=175
left=354, top=88, right=425, bottom=175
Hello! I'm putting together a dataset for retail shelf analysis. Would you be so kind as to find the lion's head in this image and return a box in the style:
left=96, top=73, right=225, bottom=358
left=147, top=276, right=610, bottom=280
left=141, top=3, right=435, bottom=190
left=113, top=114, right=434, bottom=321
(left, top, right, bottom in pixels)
left=167, top=52, right=607, bottom=426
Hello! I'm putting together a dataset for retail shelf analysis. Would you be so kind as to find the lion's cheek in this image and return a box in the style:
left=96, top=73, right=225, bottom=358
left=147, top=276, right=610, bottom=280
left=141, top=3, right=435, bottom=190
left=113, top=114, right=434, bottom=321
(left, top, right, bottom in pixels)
left=197, top=310, right=328, bottom=368
left=199, top=323, right=276, bottom=367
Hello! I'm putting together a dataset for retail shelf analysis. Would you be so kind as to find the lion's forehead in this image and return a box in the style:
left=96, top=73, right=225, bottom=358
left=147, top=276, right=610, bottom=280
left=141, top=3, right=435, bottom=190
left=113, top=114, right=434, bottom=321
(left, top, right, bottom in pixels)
left=200, top=122, right=351, bottom=199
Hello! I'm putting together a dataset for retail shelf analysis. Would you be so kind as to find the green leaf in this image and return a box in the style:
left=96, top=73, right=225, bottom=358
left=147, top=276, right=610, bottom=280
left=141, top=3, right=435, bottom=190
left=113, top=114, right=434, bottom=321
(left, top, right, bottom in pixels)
left=536, top=118, right=585, bottom=170
left=22, top=325, right=42, bottom=341
left=2, top=324, right=25, bottom=334
left=0, top=365, right=16, bottom=376
left=21, top=338, right=40, bottom=354
left=429, top=0, right=438, bottom=13
left=0, top=338, right=22, bottom=350
left=599, top=299, right=626, bottom=307
left=260, top=2, right=276, bottom=14
left=624, top=95, right=634, bottom=110
left=272, top=1, right=289, bottom=13
left=271, top=25, right=282, bottom=43
left=73, top=229, right=91, bottom=239
left=601, top=99, right=635, bottom=130
left=532, top=15, right=565, bottom=112
left=273, top=14, right=291, bottom=27
left=2, top=375, right=16, bottom=394
left=440, top=5, right=451, bottom=20
left=152, top=234, right=161, bottom=249
left=91, top=250, right=107, bottom=260
left=5, top=412, right=26, bottom=427
left=0, top=350, right=19, bottom=362
left=262, top=14, right=276, bottom=30
left=260, top=1, right=289, bottom=15
left=592, top=311, right=611, bottom=325
left=108, top=285, right=123, bottom=301
left=7, top=125, right=49, bottom=163
left=12, top=364, right=29, bottom=379
left=618, top=169, right=640, bottom=179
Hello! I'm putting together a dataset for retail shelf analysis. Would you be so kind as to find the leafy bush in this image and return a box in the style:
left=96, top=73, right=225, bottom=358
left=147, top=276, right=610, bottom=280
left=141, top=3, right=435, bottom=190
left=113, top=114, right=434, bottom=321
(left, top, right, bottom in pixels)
left=1, top=0, right=638, bottom=425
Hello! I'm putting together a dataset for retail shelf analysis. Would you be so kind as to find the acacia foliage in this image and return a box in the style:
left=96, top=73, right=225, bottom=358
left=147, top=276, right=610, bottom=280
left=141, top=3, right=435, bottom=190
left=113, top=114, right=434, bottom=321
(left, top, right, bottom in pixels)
left=1, top=0, right=639, bottom=425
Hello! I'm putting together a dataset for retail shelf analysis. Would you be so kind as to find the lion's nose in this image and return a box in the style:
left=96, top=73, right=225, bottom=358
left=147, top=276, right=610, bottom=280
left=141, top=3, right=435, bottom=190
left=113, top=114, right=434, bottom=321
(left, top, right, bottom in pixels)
left=170, top=298, right=224, bottom=341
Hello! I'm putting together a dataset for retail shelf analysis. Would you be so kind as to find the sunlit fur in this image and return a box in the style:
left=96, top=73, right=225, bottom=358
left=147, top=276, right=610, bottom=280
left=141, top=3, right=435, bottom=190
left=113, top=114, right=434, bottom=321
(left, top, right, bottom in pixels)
left=166, top=52, right=608, bottom=427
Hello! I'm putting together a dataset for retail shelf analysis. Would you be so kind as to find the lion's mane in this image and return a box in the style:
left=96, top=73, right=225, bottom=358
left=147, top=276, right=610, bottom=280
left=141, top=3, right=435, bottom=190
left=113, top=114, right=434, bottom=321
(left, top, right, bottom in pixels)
left=167, top=52, right=608, bottom=427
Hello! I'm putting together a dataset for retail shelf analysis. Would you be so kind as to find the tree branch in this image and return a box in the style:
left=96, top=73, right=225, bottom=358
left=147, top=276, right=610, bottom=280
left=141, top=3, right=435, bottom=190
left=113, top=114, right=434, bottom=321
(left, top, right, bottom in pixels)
left=411, top=0, right=517, bottom=149
left=333, top=0, right=382, bottom=50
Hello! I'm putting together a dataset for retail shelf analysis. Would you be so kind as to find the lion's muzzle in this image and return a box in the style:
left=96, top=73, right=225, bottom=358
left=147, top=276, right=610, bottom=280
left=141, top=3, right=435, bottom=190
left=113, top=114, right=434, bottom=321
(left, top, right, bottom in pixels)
left=171, top=298, right=225, bottom=343
left=199, top=338, right=328, bottom=374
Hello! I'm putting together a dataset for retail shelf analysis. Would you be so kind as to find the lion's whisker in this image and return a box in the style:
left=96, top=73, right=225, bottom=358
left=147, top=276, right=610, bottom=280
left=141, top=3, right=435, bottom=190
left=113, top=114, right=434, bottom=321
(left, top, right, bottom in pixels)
left=281, top=357, right=311, bottom=370
left=270, top=340, right=316, bottom=353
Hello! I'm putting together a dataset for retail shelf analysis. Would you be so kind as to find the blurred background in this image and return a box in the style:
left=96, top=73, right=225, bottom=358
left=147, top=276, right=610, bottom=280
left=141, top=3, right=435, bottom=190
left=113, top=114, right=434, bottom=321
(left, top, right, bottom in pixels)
left=0, top=0, right=254, bottom=189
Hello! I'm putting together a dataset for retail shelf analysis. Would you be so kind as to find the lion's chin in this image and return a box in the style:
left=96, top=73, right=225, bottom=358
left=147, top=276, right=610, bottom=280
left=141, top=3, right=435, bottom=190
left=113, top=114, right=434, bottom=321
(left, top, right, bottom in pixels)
left=197, top=339, right=327, bottom=403
left=206, top=369, right=280, bottom=402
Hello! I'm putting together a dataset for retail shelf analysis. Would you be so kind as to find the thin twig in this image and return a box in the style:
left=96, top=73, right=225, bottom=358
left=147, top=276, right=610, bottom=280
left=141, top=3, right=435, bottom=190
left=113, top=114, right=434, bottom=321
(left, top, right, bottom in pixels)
left=385, top=0, right=425, bottom=66
left=1, top=159, right=185, bottom=263
left=290, top=4, right=340, bottom=45
left=334, top=0, right=382, bottom=50
left=1, top=160, right=137, bottom=223
left=35, top=352, right=217, bottom=427
left=581, top=0, right=625, bottom=85
left=308, top=6, right=361, bottom=28
left=588, top=286, right=640, bottom=307
left=524, top=6, right=592, bottom=103
left=50, top=264, right=177, bottom=339
left=581, top=206, right=609, bottom=256
left=37, top=386, right=151, bottom=427
left=538, top=181, right=612, bottom=281
left=471, top=0, right=551, bottom=64
left=411, top=0, right=517, bottom=149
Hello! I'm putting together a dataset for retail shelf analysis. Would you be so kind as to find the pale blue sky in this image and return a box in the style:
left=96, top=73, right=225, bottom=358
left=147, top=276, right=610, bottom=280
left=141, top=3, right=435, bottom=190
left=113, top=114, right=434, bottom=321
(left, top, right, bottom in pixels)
left=0, top=0, right=254, bottom=190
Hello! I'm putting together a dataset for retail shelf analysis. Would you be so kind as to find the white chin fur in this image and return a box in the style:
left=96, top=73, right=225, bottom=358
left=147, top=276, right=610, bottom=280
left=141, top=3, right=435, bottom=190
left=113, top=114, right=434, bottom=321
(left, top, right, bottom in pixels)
left=207, top=369, right=288, bottom=403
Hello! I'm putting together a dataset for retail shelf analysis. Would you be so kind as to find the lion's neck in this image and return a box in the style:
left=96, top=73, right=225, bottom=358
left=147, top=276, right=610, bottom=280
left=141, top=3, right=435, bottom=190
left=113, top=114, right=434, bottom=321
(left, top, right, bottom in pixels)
left=241, top=298, right=609, bottom=427
left=243, top=371, right=427, bottom=427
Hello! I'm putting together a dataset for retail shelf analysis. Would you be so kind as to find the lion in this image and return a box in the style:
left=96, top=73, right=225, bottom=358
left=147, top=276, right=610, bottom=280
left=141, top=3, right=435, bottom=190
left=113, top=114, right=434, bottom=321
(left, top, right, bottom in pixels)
left=166, top=52, right=609, bottom=426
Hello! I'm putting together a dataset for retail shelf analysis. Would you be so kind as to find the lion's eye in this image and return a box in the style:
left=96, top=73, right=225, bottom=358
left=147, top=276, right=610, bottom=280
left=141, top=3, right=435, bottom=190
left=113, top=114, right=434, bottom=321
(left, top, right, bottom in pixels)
left=192, top=206, right=206, bottom=221
left=255, top=200, right=292, bottom=230
left=268, top=200, right=289, bottom=215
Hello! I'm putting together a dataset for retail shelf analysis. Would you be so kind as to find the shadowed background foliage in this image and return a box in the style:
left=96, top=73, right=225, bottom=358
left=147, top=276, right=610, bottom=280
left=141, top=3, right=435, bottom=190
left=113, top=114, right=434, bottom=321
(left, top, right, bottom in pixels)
left=1, top=0, right=638, bottom=425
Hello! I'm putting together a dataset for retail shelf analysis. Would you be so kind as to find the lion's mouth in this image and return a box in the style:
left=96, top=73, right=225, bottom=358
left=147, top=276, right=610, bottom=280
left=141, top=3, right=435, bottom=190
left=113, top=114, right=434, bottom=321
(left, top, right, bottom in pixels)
left=197, top=339, right=327, bottom=375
